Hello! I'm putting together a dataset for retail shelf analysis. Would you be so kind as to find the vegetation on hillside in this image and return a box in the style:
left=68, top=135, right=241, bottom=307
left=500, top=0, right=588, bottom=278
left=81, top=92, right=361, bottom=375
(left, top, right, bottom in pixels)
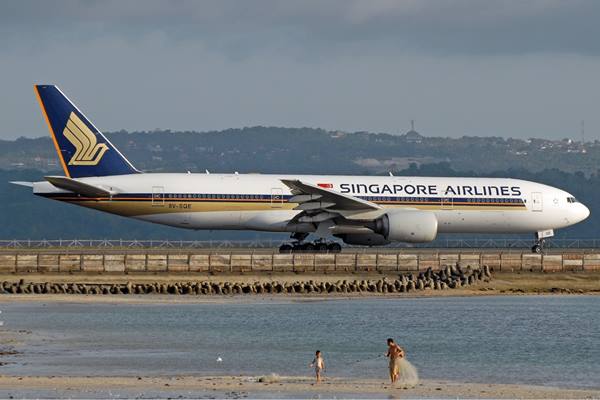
left=1, top=127, right=597, bottom=175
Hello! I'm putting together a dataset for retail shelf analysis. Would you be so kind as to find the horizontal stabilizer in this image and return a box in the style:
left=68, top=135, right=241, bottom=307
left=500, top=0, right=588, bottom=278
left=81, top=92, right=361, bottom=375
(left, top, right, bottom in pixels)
left=9, top=181, right=34, bottom=188
left=44, top=176, right=114, bottom=197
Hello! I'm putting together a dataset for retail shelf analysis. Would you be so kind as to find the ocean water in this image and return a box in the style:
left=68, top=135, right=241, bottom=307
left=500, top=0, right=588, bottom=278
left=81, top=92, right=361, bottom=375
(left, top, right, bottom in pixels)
left=0, top=296, right=598, bottom=389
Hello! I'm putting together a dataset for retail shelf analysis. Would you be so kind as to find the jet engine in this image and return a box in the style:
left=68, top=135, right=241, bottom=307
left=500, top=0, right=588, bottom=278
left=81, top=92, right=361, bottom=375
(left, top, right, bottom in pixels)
left=372, top=209, right=438, bottom=243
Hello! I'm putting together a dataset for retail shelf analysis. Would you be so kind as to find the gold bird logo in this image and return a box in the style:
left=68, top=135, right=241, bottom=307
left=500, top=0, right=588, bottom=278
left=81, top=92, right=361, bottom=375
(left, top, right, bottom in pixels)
left=63, top=112, right=108, bottom=165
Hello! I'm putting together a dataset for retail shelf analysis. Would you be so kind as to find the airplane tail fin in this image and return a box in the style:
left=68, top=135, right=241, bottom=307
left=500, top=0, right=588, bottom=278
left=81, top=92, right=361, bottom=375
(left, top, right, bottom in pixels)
left=34, top=85, right=139, bottom=178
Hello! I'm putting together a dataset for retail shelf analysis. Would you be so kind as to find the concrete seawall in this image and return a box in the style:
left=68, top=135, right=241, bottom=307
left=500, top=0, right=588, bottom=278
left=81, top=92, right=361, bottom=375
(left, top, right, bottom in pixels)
left=0, top=250, right=599, bottom=274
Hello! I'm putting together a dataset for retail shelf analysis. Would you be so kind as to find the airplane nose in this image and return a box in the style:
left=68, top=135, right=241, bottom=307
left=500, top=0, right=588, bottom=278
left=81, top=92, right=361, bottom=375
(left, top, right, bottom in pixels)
left=578, top=203, right=590, bottom=222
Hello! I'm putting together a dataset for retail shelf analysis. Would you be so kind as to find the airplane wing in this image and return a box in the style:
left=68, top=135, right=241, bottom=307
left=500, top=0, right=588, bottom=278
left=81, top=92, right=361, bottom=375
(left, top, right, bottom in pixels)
left=281, top=179, right=385, bottom=222
left=44, top=176, right=115, bottom=197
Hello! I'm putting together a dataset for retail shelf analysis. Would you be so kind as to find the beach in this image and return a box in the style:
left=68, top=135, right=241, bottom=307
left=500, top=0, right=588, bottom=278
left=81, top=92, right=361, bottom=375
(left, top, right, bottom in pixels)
left=0, top=273, right=598, bottom=398
left=0, top=375, right=598, bottom=399
left=0, top=294, right=598, bottom=399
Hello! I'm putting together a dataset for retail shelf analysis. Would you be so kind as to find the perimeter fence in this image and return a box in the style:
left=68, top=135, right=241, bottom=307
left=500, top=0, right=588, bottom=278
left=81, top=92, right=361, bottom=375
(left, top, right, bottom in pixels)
left=0, top=238, right=599, bottom=249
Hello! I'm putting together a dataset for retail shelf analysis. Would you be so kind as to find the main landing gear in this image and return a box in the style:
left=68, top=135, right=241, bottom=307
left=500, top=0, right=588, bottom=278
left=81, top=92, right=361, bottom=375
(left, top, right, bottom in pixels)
left=279, top=233, right=342, bottom=253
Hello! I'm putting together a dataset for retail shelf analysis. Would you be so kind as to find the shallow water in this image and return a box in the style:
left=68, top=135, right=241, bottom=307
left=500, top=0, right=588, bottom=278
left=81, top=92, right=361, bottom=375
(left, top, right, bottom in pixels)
left=0, top=296, right=598, bottom=389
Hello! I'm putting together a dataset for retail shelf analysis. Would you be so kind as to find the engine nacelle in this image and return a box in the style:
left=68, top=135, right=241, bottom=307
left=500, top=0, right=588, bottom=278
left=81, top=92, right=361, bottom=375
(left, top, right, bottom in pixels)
left=374, top=209, right=438, bottom=243
left=334, top=233, right=390, bottom=246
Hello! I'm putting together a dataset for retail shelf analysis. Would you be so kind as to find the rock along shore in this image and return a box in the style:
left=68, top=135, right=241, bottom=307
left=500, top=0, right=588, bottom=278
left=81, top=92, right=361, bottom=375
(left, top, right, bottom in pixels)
left=1, top=264, right=492, bottom=296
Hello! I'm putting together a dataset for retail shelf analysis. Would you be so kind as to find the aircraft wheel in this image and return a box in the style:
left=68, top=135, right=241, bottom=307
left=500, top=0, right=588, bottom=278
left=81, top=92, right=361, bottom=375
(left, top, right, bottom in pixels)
left=327, top=242, right=342, bottom=253
left=315, top=242, right=328, bottom=252
left=303, top=243, right=315, bottom=252
left=279, top=244, right=293, bottom=254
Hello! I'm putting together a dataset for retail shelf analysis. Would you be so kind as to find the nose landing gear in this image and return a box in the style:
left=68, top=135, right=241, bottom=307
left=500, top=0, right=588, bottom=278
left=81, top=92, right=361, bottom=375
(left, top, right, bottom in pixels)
left=532, top=230, right=553, bottom=254
left=531, top=239, right=544, bottom=254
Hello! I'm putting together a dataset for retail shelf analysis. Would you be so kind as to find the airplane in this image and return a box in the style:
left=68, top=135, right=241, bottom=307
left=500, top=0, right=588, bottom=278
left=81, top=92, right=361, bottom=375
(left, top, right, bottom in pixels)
left=11, top=85, right=590, bottom=254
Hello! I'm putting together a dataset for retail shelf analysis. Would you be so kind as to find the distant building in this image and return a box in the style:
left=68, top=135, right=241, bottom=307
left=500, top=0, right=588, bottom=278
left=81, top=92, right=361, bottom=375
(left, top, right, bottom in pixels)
left=403, top=120, right=423, bottom=143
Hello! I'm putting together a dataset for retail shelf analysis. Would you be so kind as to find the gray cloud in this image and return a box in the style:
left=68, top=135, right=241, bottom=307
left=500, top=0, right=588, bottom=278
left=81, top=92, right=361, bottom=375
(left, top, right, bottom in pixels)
left=1, top=1, right=599, bottom=141
left=2, top=0, right=600, bottom=56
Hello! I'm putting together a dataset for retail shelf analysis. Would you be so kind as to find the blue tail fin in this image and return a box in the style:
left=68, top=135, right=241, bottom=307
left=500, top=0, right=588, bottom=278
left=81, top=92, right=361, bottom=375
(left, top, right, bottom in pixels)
left=34, top=85, right=139, bottom=178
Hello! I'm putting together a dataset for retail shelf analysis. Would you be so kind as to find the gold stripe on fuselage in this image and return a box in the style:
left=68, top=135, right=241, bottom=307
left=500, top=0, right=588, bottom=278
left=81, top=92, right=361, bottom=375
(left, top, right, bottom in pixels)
left=64, top=200, right=293, bottom=217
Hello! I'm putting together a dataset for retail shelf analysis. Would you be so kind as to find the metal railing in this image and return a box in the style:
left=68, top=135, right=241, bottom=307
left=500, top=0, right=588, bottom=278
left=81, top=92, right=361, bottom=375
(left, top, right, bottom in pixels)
left=0, top=238, right=599, bottom=249
left=0, top=239, right=279, bottom=249
left=421, top=238, right=600, bottom=249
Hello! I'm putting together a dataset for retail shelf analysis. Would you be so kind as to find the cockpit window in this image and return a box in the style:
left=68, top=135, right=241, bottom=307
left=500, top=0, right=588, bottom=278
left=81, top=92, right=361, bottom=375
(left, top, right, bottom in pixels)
left=567, top=197, right=578, bottom=203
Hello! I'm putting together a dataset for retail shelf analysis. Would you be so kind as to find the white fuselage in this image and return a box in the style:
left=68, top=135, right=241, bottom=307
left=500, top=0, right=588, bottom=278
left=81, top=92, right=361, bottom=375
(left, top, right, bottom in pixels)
left=33, top=173, right=589, bottom=238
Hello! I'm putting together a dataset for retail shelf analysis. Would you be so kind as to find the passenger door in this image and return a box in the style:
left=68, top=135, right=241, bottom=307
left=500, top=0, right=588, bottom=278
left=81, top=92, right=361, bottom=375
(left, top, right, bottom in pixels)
left=441, top=197, right=453, bottom=209
left=152, top=186, right=165, bottom=207
left=271, top=188, right=283, bottom=208
left=531, top=192, right=543, bottom=212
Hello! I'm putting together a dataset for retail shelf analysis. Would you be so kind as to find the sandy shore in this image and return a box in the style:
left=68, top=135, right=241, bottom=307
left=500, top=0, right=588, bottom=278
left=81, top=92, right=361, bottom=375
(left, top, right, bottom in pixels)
left=0, top=278, right=597, bottom=398
left=0, top=375, right=597, bottom=399
left=0, top=272, right=598, bottom=303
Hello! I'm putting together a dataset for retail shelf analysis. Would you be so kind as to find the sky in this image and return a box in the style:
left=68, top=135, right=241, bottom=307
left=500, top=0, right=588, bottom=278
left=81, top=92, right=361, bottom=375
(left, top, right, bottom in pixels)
left=1, top=0, right=600, bottom=140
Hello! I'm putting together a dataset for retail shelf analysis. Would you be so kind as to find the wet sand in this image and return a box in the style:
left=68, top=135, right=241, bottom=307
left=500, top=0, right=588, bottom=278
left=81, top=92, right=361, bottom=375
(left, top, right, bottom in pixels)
left=0, top=375, right=597, bottom=399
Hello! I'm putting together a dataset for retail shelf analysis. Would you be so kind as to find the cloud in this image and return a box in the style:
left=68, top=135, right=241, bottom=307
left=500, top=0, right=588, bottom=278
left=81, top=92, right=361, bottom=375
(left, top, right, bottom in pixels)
left=1, top=1, right=600, bottom=140
left=2, top=0, right=600, bottom=56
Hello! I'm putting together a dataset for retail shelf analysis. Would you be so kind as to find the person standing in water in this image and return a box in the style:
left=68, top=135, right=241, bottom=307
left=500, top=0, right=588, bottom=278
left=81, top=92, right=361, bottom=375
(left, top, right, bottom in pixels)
left=386, top=338, right=404, bottom=383
left=385, top=338, right=419, bottom=387
left=310, top=350, right=325, bottom=383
